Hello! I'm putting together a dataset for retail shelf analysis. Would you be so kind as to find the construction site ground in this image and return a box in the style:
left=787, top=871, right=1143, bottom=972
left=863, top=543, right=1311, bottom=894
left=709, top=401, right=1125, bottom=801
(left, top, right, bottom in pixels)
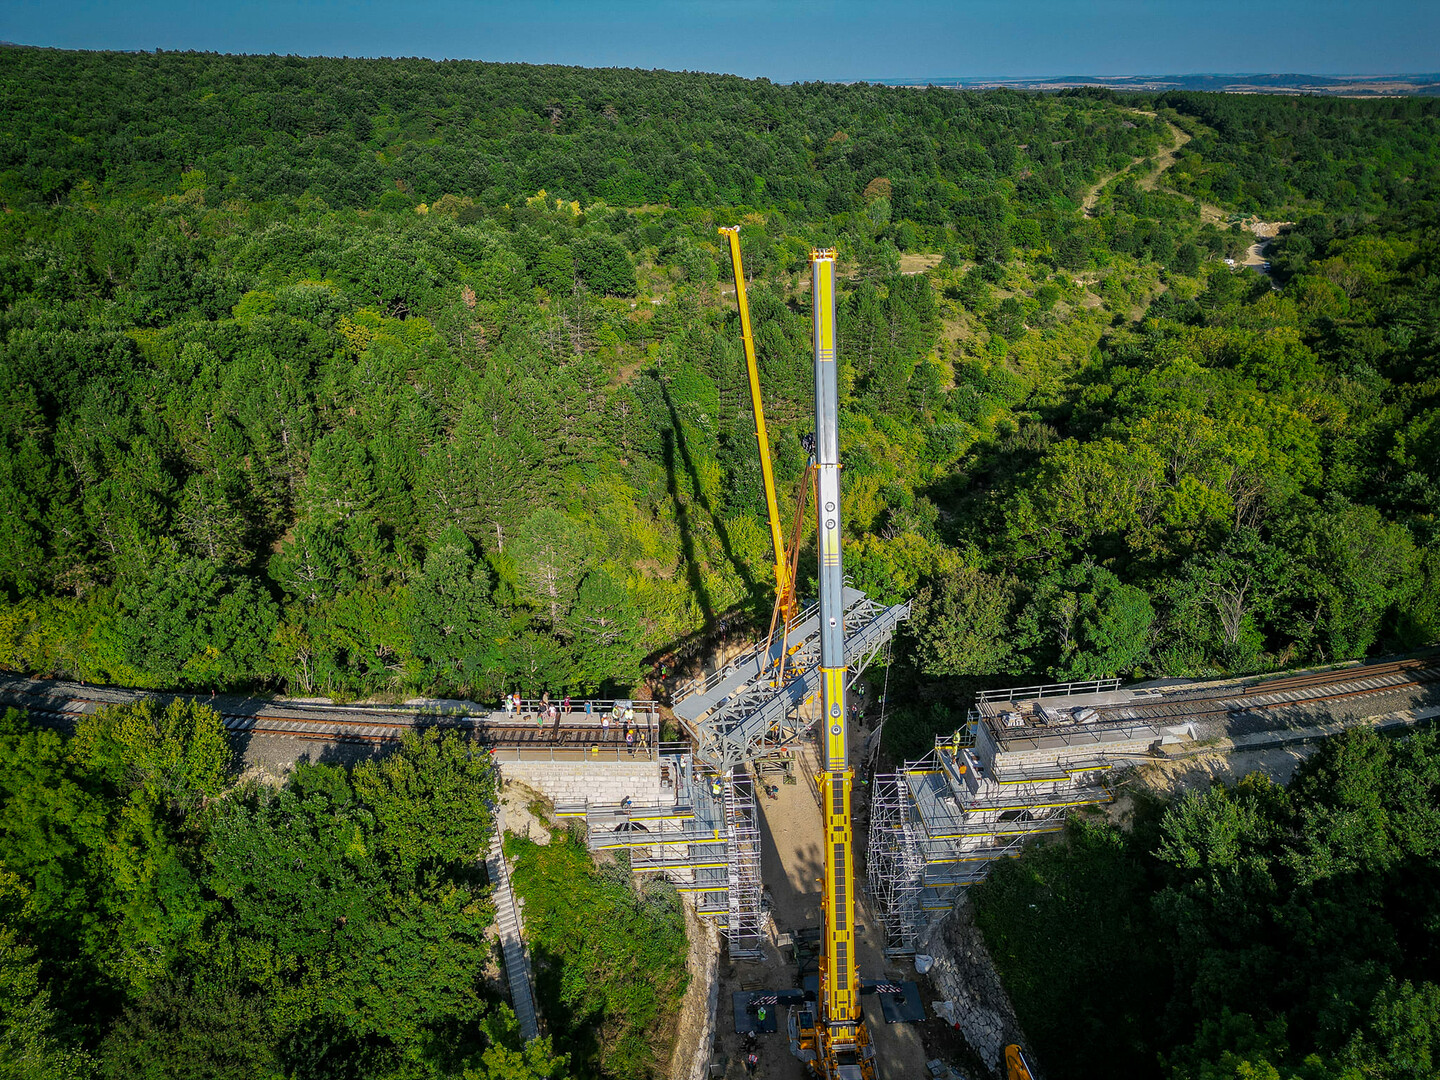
left=709, top=744, right=949, bottom=1080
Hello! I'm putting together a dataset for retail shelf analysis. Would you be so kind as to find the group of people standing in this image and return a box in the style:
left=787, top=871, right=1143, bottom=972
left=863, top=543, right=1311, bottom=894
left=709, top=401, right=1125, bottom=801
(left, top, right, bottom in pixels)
left=500, top=692, right=649, bottom=752
left=502, top=690, right=576, bottom=724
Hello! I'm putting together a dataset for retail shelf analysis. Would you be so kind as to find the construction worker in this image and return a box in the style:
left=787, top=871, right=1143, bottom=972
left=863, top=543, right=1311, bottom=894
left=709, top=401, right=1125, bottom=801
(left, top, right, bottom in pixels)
left=710, top=776, right=723, bottom=798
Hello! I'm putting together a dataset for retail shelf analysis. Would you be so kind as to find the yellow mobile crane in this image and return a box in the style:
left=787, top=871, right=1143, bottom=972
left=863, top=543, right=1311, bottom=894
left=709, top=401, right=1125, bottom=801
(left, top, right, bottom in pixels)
left=796, top=248, right=876, bottom=1080
left=719, top=234, right=873, bottom=1079
left=721, top=235, right=1029, bottom=1080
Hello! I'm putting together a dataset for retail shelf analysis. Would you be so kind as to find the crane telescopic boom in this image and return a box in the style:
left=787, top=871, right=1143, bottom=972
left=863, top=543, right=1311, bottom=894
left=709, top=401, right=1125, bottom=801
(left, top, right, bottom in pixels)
left=718, top=235, right=877, bottom=1077
left=720, top=226, right=798, bottom=628
left=805, top=249, right=876, bottom=1080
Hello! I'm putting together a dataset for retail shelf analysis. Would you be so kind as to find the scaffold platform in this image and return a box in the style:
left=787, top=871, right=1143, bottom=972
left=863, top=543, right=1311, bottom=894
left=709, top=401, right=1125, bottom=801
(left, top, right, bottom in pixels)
left=559, top=750, right=766, bottom=958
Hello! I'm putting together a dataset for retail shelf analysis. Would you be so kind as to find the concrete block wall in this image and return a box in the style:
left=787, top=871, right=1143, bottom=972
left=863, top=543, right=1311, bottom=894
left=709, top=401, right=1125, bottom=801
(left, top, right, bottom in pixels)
left=989, top=726, right=1194, bottom=773
left=499, top=758, right=669, bottom=806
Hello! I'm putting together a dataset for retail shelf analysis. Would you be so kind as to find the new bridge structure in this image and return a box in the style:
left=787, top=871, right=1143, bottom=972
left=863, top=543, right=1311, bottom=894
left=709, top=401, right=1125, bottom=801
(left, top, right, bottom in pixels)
left=867, top=652, right=1440, bottom=955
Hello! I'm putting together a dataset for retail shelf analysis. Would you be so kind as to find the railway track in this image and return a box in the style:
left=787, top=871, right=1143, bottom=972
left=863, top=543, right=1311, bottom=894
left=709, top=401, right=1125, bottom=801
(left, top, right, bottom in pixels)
left=1093, top=655, right=1440, bottom=727
left=220, top=714, right=652, bottom=748
left=0, top=676, right=662, bottom=749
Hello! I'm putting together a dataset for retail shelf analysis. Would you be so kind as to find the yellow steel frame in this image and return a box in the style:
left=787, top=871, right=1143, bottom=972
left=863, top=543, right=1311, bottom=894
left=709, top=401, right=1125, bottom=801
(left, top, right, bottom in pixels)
left=720, top=226, right=795, bottom=626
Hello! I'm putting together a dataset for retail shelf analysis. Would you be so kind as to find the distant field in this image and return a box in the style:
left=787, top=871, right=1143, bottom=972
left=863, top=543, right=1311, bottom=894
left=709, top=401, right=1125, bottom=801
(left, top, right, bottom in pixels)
left=866, top=72, right=1440, bottom=96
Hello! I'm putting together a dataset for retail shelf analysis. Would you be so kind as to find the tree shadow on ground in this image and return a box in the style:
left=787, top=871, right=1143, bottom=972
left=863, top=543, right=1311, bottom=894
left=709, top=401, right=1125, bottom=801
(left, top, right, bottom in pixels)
left=658, top=380, right=765, bottom=631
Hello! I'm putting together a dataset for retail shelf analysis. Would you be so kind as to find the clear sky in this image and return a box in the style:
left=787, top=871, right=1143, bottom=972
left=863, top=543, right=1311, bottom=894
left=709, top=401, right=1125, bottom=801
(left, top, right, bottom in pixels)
left=5, top=0, right=1437, bottom=82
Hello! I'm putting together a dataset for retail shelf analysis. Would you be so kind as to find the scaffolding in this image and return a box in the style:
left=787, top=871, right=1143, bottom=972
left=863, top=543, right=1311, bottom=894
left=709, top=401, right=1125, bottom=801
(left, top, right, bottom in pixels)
left=561, top=753, right=765, bottom=958
left=867, top=733, right=1113, bottom=955
left=723, top=771, right=765, bottom=958
left=865, top=773, right=924, bottom=955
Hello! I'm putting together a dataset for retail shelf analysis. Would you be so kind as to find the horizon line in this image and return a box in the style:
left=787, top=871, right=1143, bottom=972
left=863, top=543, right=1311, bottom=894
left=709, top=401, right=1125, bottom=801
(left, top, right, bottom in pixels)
left=2, top=43, right=1437, bottom=84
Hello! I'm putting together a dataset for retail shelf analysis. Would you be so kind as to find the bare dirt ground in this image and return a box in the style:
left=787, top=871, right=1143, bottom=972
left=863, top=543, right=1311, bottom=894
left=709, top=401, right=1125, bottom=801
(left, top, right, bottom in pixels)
left=899, top=253, right=944, bottom=275
left=235, top=733, right=380, bottom=779
left=1128, top=744, right=1319, bottom=800
left=1240, top=219, right=1293, bottom=268
left=710, top=753, right=931, bottom=1080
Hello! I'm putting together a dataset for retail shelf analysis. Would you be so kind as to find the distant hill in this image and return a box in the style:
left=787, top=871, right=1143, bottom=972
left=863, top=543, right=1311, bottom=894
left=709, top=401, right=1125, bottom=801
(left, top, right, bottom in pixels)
left=868, top=72, right=1440, bottom=96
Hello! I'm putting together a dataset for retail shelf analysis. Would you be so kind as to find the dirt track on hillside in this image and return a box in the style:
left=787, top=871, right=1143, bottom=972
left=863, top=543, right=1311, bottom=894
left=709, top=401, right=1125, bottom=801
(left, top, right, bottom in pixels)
left=1082, top=114, right=1226, bottom=225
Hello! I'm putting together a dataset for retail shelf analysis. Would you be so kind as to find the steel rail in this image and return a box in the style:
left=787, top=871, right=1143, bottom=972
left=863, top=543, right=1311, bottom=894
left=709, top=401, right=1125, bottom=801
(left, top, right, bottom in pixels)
left=1084, top=659, right=1440, bottom=725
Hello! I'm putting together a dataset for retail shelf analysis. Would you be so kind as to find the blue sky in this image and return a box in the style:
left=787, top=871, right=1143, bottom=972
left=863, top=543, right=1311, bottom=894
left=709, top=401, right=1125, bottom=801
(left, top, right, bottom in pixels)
left=6, top=0, right=1437, bottom=81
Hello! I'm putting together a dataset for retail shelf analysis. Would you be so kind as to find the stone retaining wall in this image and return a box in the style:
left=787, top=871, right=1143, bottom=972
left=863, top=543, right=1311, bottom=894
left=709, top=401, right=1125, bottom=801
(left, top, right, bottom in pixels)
left=669, top=902, right=722, bottom=1080
left=918, top=896, right=1033, bottom=1078
left=497, top=758, right=669, bottom=807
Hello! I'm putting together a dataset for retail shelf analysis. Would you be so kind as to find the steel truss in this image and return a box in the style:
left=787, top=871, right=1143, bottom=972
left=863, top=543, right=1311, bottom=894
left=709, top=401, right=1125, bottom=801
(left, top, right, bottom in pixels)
left=674, top=587, right=911, bottom=774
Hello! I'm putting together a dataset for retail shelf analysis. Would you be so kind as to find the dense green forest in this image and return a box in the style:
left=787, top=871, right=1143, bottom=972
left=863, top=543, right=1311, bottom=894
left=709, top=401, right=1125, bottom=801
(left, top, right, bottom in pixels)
left=506, top=832, right=689, bottom=1078
left=0, top=700, right=681, bottom=1079
left=0, top=703, right=543, bottom=1079
left=2, top=49, right=1437, bottom=721
left=973, top=727, right=1440, bottom=1079
left=1, top=44, right=1439, bottom=1080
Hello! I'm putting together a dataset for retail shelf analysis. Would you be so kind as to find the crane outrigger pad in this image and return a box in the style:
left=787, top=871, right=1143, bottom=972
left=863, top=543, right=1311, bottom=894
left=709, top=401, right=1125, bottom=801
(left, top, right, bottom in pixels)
left=733, top=989, right=807, bottom=1033
left=867, top=980, right=926, bottom=1023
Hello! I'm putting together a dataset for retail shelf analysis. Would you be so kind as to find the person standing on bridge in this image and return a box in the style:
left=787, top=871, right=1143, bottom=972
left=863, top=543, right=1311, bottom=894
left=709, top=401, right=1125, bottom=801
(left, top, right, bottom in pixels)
left=541, top=691, right=550, bottom=715
left=504, top=693, right=514, bottom=717
left=562, top=694, right=571, bottom=717
left=585, top=699, right=593, bottom=720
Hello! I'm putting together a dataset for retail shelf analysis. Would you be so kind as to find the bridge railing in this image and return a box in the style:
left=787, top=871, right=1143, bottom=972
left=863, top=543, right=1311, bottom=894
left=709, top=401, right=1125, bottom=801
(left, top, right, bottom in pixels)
left=498, top=698, right=660, bottom=719
left=973, top=678, right=1122, bottom=704
left=486, top=744, right=666, bottom=763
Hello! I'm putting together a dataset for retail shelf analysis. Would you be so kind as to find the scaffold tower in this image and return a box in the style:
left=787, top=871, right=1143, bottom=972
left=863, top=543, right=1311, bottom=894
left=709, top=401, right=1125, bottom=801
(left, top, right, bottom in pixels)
left=560, top=753, right=766, bottom=957
left=866, top=676, right=1202, bottom=954
left=865, top=773, right=924, bottom=955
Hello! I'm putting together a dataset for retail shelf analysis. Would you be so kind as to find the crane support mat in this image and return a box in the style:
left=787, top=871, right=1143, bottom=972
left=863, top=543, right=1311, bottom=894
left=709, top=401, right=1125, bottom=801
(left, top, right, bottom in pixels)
left=732, top=990, right=805, bottom=1033
left=867, top=979, right=926, bottom=1023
